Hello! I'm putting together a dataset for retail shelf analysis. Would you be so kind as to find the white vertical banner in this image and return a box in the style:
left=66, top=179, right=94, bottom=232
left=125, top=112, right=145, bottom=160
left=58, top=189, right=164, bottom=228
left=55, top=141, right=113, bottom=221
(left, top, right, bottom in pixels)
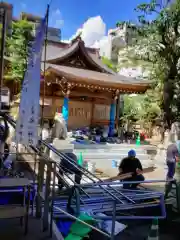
left=15, top=14, right=47, bottom=146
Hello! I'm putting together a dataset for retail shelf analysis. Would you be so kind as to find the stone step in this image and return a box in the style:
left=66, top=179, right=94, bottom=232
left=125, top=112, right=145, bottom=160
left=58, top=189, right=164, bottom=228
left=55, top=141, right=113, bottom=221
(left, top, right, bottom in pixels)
left=74, top=154, right=150, bottom=161
left=74, top=149, right=146, bottom=154
left=73, top=143, right=156, bottom=151
left=50, top=153, right=150, bottom=164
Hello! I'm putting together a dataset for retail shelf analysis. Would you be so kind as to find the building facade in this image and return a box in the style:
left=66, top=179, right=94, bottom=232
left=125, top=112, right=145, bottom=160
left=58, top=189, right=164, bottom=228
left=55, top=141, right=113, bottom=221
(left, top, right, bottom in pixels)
left=103, top=22, right=137, bottom=63
left=0, top=3, right=61, bottom=42
left=47, top=27, right=61, bottom=42
left=20, top=12, right=61, bottom=41
left=40, top=37, right=149, bottom=133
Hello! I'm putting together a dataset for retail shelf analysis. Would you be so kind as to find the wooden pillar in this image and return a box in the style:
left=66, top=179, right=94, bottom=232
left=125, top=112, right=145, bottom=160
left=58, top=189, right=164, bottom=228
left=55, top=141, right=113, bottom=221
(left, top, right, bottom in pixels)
left=50, top=162, right=56, bottom=237
left=115, top=95, right=120, bottom=129
left=43, top=161, right=52, bottom=231
left=108, top=90, right=119, bottom=137
left=62, top=82, right=72, bottom=125
left=91, top=99, right=95, bottom=125
left=36, top=157, right=45, bottom=218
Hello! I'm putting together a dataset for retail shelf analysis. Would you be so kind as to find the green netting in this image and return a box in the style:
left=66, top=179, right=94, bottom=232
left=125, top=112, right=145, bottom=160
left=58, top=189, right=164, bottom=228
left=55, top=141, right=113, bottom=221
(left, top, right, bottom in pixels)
left=65, top=213, right=96, bottom=239
left=78, top=152, right=83, bottom=166
left=65, top=233, right=82, bottom=240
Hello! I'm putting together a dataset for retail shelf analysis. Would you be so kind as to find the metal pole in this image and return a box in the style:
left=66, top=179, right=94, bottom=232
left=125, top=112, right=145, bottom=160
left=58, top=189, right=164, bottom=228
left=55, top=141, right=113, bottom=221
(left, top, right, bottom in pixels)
left=116, top=94, right=120, bottom=136
left=0, top=8, right=6, bottom=168
left=40, top=4, right=49, bottom=136
left=111, top=201, right=116, bottom=240
left=43, top=161, right=52, bottom=231
left=0, top=8, right=6, bottom=110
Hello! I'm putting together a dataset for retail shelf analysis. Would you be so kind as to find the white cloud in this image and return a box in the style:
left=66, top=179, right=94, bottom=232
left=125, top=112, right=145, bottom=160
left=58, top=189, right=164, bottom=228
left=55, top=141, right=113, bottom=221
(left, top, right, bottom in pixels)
left=68, top=28, right=83, bottom=42
left=50, top=8, right=64, bottom=29
left=63, top=16, right=118, bottom=58
left=66, top=16, right=106, bottom=48
left=92, top=36, right=109, bottom=55
left=81, top=16, right=106, bottom=47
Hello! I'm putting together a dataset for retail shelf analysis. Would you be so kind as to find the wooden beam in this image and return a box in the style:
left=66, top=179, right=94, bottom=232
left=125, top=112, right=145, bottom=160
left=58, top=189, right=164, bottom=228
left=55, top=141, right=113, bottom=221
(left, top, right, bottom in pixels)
left=54, top=90, right=112, bottom=100
left=46, top=71, right=149, bottom=94
left=36, top=158, right=45, bottom=218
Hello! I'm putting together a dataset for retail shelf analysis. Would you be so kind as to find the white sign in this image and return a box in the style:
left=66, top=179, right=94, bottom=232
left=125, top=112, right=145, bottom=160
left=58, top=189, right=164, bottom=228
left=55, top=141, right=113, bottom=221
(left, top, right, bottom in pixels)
left=15, top=16, right=46, bottom=146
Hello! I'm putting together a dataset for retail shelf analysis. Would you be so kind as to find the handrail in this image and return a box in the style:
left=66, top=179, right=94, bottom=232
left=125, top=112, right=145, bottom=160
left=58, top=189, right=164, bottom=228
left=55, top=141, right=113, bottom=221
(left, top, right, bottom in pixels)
left=42, top=140, right=135, bottom=204
left=81, top=179, right=174, bottom=187
left=6, top=114, right=133, bottom=204
left=5, top=114, right=167, bottom=238
left=42, top=141, right=135, bottom=203
left=5, top=115, right=166, bottom=207
left=5, top=115, right=89, bottom=200
left=5, top=114, right=114, bottom=239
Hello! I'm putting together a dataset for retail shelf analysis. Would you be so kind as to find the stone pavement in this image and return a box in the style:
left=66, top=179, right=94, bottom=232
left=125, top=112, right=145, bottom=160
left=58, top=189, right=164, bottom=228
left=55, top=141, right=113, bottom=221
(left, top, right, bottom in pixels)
left=143, top=167, right=167, bottom=191
left=0, top=217, right=60, bottom=240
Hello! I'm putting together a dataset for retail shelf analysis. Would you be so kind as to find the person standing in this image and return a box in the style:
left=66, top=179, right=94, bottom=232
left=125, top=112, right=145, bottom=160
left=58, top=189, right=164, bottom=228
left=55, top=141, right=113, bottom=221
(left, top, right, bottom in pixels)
left=58, top=152, right=82, bottom=191
left=164, top=141, right=179, bottom=199
left=0, top=117, right=9, bottom=168
left=166, top=142, right=179, bottom=181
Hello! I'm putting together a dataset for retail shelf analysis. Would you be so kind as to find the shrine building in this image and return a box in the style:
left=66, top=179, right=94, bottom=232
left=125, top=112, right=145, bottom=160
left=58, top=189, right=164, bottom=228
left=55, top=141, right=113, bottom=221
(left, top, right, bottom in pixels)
left=40, top=37, right=149, bottom=135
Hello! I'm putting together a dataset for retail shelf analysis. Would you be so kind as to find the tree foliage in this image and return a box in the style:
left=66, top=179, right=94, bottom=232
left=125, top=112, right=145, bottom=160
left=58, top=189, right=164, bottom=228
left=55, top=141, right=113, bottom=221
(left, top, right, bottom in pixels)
left=118, top=0, right=180, bottom=130
left=122, top=95, right=142, bottom=122
left=5, top=19, right=34, bottom=83
left=134, top=0, right=180, bottom=128
left=122, top=93, right=161, bottom=125
left=102, top=56, right=117, bottom=72
left=117, top=33, right=162, bottom=126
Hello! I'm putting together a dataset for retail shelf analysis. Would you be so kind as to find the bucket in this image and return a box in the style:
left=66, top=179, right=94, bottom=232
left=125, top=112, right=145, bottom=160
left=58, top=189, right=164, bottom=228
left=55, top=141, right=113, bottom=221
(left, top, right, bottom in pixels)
left=112, top=160, right=117, bottom=168
left=87, top=162, right=96, bottom=174
left=95, top=136, right=101, bottom=143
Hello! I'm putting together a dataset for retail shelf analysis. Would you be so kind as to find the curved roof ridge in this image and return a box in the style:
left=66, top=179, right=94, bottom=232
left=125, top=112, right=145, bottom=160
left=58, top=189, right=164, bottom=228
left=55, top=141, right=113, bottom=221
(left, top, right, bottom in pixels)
left=78, top=40, right=115, bottom=74
left=47, top=37, right=115, bottom=74
left=46, top=41, right=80, bottom=63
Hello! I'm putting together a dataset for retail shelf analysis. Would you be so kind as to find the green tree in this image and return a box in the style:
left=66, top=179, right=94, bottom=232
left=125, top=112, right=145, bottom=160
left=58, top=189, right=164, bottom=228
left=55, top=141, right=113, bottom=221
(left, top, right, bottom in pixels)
left=122, top=94, right=142, bottom=122
left=5, top=19, right=34, bottom=83
left=134, top=0, right=180, bottom=128
left=117, top=24, right=162, bottom=128
left=102, top=56, right=117, bottom=72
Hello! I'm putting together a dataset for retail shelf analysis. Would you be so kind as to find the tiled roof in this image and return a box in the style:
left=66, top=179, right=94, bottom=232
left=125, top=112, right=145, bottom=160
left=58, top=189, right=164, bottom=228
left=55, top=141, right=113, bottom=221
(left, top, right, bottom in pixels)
left=44, top=41, right=79, bottom=62
left=45, top=64, right=149, bottom=93
left=42, top=38, right=115, bottom=74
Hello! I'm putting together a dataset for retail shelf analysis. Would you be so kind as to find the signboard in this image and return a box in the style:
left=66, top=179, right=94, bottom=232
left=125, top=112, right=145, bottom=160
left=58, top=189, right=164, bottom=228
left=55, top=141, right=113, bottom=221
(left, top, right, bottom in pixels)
left=15, top=15, right=47, bottom=146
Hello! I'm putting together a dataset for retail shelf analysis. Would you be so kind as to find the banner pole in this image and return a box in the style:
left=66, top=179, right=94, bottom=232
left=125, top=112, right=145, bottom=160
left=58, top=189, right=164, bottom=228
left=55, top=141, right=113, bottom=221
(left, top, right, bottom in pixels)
left=40, top=4, right=50, bottom=138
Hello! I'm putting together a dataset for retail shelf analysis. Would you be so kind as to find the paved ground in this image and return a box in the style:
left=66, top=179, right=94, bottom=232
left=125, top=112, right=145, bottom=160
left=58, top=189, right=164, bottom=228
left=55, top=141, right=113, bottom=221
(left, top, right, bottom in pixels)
left=0, top=217, right=58, bottom=240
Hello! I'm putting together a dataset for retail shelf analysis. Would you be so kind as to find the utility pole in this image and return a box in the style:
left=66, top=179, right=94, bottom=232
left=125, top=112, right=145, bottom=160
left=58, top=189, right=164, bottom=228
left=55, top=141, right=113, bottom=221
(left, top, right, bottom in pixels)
left=0, top=8, right=7, bottom=111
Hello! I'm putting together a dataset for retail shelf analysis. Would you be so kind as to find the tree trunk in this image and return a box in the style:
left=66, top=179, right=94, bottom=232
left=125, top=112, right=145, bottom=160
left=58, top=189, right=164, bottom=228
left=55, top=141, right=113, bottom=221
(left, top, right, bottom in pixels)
left=163, top=62, right=177, bottom=129
left=149, top=123, right=153, bottom=138
left=160, top=124, right=165, bottom=143
left=163, top=80, right=173, bottom=129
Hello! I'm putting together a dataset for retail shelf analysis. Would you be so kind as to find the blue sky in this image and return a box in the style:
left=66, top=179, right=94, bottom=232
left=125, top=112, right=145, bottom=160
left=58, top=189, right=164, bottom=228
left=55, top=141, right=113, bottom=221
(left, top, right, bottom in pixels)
left=6, top=0, right=149, bottom=39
